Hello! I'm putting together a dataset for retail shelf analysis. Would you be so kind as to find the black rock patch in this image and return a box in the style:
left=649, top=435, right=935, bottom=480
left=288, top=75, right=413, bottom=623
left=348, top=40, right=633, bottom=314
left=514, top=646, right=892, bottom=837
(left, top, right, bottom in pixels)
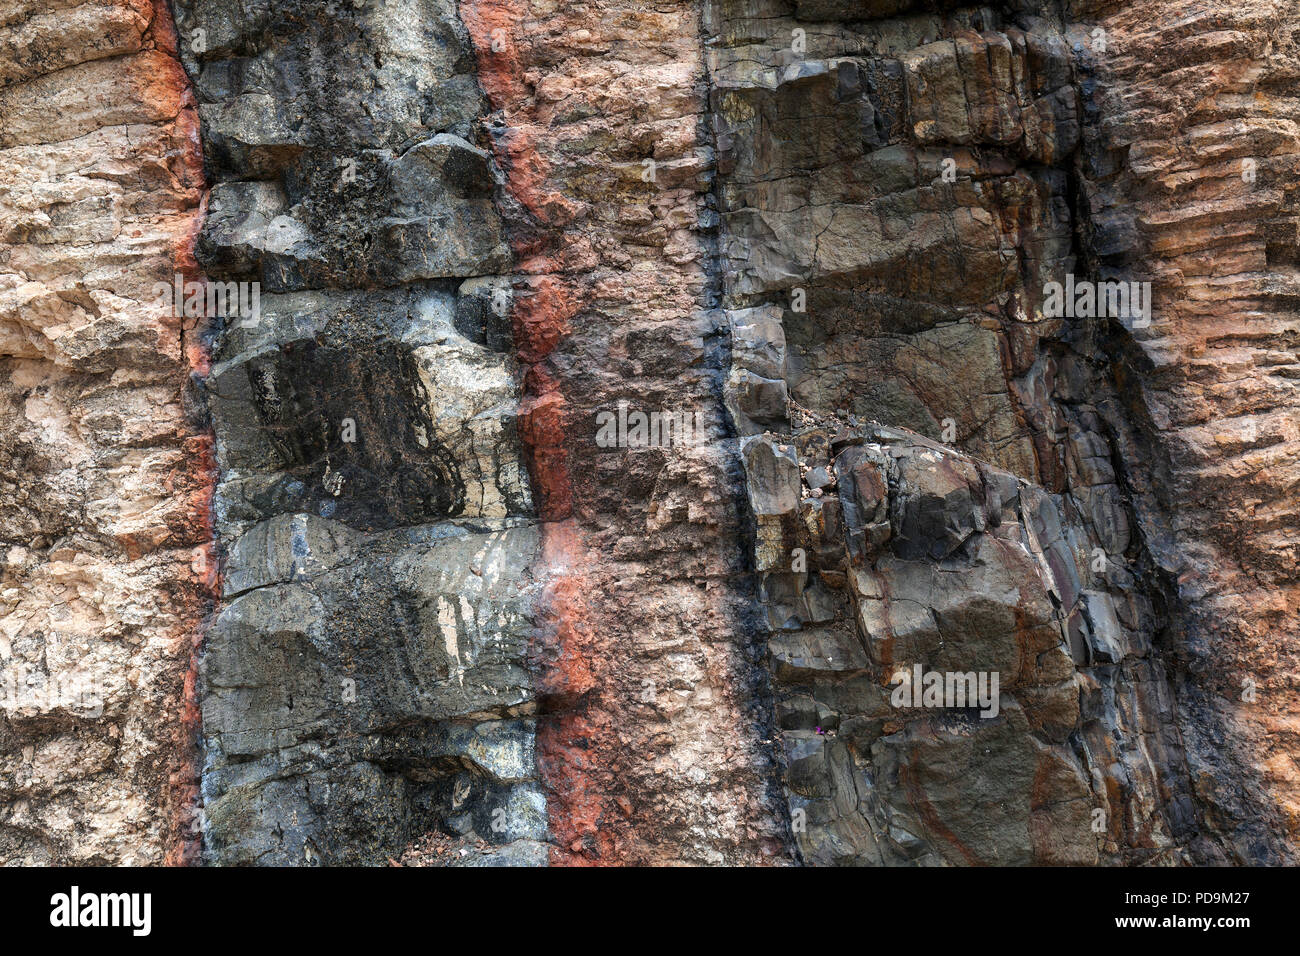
left=243, top=339, right=465, bottom=530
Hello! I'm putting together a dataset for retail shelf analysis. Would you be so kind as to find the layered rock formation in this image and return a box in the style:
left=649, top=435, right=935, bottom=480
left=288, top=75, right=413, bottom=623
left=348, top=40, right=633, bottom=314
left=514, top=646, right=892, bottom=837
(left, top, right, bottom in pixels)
left=459, top=0, right=788, bottom=865
left=1071, top=0, right=1300, bottom=863
left=709, top=0, right=1192, bottom=866
left=0, top=0, right=1295, bottom=866
left=0, top=0, right=208, bottom=864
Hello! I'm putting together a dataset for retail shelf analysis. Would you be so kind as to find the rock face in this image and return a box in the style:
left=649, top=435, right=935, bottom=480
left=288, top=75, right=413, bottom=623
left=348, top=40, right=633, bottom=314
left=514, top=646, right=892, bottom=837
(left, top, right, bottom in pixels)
left=712, top=0, right=1298, bottom=864
left=708, top=0, right=1178, bottom=866
left=170, top=0, right=546, bottom=865
left=1070, top=0, right=1300, bottom=863
left=459, top=0, right=788, bottom=865
left=1, top=0, right=1296, bottom=866
left=0, top=0, right=208, bottom=864
left=736, top=420, right=1192, bottom=863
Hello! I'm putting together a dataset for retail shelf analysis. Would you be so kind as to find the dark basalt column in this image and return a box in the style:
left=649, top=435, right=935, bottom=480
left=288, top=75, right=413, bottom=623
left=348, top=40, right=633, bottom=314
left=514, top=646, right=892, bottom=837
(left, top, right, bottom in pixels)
left=231, top=339, right=467, bottom=529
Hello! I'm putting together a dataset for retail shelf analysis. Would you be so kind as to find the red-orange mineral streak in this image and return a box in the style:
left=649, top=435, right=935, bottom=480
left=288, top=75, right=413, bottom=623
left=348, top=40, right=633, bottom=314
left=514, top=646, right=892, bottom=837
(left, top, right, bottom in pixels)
left=146, top=0, right=216, bottom=866
left=462, top=0, right=789, bottom=867
left=461, top=0, right=621, bottom=865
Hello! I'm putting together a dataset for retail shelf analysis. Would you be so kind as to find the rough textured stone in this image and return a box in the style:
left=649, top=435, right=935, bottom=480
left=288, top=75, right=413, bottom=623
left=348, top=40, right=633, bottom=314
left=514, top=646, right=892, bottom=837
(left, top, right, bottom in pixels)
left=735, top=421, right=1189, bottom=863
left=3, top=0, right=1298, bottom=869
left=0, top=0, right=209, bottom=865
left=712, top=0, right=1296, bottom=866
left=1069, top=0, right=1300, bottom=865
left=460, top=0, right=789, bottom=865
left=172, top=0, right=545, bottom=865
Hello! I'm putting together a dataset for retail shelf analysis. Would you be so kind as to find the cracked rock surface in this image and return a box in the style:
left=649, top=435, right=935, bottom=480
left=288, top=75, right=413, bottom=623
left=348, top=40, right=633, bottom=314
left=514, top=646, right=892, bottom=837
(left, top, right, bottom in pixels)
left=0, top=0, right=208, bottom=865
left=1, top=0, right=1296, bottom=866
left=713, top=0, right=1297, bottom=864
left=172, top=0, right=543, bottom=866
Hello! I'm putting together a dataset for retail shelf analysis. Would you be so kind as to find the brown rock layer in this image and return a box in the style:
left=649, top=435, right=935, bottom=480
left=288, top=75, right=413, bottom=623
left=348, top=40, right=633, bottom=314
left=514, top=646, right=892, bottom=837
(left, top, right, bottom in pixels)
left=0, top=0, right=1294, bottom=868
left=462, top=0, right=788, bottom=864
left=1071, top=0, right=1300, bottom=861
left=707, top=0, right=1297, bottom=865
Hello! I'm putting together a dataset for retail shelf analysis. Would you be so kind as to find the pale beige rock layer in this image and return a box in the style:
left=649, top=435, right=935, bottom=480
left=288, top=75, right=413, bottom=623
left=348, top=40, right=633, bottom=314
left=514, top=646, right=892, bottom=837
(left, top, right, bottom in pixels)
left=0, top=0, right=209, bottom=865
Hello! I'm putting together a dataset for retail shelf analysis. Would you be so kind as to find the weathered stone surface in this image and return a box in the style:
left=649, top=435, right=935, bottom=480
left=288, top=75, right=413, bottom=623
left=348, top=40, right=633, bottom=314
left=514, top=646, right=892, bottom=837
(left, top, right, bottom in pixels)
left=709, top=4, right=1082, bottom=479
left=715, top=0, right=1298, bottom=867
left=205, top=286, right=530, bottom=536
left=1068, top=0, right=1300, bottom=864
left=172, top=0, right=545, bottom=865
left=457, top=0, right=790, bottom=865
left=734, top=420, right=1186, bottom=863
left=0, top=0, right=209, bottom=865
left=4, top=0, right=1298, bottom=870
left=201, top=520, right=542, bottom=865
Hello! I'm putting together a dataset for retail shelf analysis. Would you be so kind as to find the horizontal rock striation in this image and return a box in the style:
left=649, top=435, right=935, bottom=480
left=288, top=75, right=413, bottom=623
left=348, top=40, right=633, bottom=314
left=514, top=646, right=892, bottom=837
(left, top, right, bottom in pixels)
left=2, top=0, right=1295, bottom=868
left=1070, top=0, right=1300, bottom=862
left=0, top=0, right=209, bottom=865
